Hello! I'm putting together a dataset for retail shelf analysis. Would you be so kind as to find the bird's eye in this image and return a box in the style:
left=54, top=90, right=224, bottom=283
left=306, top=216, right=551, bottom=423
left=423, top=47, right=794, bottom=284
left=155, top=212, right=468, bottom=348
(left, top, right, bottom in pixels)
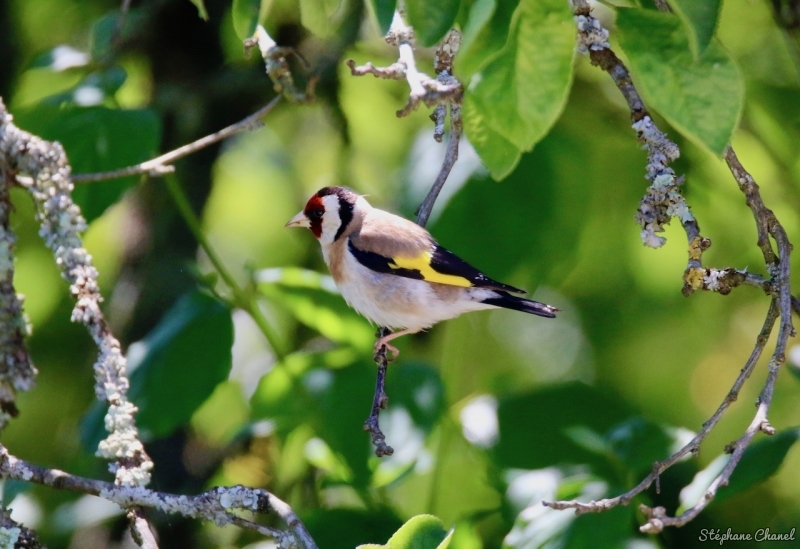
left=309, top=209, right=324, bottom=220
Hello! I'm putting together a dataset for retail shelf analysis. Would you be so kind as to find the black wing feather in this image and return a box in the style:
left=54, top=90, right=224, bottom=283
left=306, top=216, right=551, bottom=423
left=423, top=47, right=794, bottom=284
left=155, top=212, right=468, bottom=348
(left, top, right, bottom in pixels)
left=348, top=239, right=526, bottom=293
left=429, top=245, right=526, bottom=293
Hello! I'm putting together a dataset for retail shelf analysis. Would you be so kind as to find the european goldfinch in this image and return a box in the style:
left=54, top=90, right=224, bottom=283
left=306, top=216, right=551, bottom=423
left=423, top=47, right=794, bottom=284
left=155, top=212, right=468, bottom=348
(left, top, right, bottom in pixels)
left=286, top=186, right=558, bottom=358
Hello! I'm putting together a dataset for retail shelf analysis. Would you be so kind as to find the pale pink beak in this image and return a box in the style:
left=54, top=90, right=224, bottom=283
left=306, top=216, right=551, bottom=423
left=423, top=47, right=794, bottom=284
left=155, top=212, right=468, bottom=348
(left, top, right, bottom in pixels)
left=285, top=211, right=311, bottom=228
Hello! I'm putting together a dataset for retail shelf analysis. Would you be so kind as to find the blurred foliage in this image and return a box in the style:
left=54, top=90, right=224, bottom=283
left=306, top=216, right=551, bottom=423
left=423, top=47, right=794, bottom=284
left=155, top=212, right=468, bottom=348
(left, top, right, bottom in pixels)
left=2, top=0, right=800, bottom=548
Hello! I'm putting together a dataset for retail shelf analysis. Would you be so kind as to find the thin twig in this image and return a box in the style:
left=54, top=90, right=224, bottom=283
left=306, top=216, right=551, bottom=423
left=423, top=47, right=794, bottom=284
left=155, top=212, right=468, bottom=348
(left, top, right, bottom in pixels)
left=416, top=29, right=463, bottom=228
left=0, top=445, right=317, bottom=548
left=364, top=328, right=394, bottom=457
left=351, top=18, right=464, bottom=456
left=73, top=96, right=282, bottom=183
left=128, top=508, right=159, bottom=549
left=110, top=0, right=134, bottom=48
left=550, top=2, right=796, bottom=532
left=573, top=1, right=711, bottom=290
left=346, top=12, right=462, bottom=118
left=544, top=300, right=779, bottom=515
left=164, top=174, right=288, bottom=360
left=244, top=26, right=317, bottom=104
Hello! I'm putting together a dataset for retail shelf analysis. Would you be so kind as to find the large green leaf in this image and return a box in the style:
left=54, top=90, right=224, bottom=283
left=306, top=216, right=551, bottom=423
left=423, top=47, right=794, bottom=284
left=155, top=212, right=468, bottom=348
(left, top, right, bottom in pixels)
left=405, top=0, right=461, bottom=47
left=463, top=0, right=574, bottom=173
left=304, top=508, right=403, bottom=549
left=456, top=0, right=520, bottom=79
left=251, top=354, right=375, bottom=487
left=667, top=0, right=722, bottom=57
left=258, top=267, right=373, bottom=349
left=495, top=383, right=633, bottom=470
left=366, top=0, right=397, bottom=35
left=360, top=515, right=452, bottom=549
left=461, top=96, right=521, bottom=179
left=616, top=9, right=743, bottom=156
left=13, top=104, right=160, bottom=222
left=81, top=291, right=233, bottom=449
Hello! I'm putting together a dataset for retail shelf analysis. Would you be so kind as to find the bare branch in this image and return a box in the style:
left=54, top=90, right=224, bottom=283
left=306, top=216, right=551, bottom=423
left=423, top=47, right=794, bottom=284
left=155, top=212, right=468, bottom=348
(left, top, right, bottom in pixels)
left=350, top=19, right=464, bottom=454
left=0, top=445, right=317, bottom=549
left=552, top=2, right=796, bottom=533
left=128, top=509, right=159, bottom=549
left=572, top=2, right=711, bottom=289
left=347, top=12, right=462, bottom=118
left=245, top=25, right=317, bottom=104
left=72, top=96, right=282, bottom=183
left=364, top=330, right=394, bottom=457
left=544, top=300, right=780, bottom=515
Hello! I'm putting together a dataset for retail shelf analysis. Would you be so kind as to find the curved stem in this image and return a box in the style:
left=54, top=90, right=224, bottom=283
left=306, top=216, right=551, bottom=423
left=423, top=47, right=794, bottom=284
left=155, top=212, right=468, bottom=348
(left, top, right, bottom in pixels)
left=164, top=173, right=287, bottom=360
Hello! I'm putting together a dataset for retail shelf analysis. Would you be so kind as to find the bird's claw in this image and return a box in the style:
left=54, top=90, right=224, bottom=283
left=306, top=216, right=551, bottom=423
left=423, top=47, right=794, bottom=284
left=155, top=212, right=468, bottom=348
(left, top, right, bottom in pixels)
left=373, top=342, right=399, bottom=363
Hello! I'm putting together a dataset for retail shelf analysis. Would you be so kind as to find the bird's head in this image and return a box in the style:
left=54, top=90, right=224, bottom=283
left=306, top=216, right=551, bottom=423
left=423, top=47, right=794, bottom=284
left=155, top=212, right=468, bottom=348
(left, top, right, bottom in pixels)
left=286, top=186, right=363, bottom=244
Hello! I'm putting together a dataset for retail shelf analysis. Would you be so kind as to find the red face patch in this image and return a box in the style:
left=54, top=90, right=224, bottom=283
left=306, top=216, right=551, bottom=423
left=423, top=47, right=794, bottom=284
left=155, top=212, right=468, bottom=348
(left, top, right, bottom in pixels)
left=304, top=195, right=325, bottom=238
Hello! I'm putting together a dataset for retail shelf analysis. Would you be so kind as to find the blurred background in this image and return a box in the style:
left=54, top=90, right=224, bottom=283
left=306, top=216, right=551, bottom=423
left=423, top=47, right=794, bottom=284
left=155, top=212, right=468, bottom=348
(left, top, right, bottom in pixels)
left=1, top=0, right=800, bottom=547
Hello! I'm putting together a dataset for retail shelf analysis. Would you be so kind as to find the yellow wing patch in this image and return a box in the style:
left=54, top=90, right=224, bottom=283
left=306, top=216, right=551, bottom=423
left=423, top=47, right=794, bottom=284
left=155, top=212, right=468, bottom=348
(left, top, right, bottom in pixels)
left=389, top=251, right=473, bottom=287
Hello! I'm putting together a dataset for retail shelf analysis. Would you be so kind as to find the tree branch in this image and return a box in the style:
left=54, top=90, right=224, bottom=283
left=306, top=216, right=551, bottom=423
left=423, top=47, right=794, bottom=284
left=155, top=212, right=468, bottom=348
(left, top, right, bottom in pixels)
left=347, top=14, right=462, bottom=119
left=544, top=300, right=780, bottom=515
left=551, top=2, right=797, bottom=532
left=244, top=25, right=317, bottom=104
left=0, top=445, right=317, bottom=549
left=572, top=1, right=711, bottom=293
left=1, top=98, right=154, bottom=488
left=72, top=95, right=282, bottom=183
left=348, top=16, right=464, bottom=455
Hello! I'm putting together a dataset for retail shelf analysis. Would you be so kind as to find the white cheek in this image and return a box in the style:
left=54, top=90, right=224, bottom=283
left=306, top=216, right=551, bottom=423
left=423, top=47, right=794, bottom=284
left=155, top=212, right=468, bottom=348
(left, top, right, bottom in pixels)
left=318, top=195, right=342, bottom=245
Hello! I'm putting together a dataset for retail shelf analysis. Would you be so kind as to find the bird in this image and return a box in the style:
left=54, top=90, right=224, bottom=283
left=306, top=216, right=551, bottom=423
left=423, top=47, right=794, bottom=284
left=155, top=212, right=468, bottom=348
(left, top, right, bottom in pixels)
left=285, top=186, right=558, bottom=359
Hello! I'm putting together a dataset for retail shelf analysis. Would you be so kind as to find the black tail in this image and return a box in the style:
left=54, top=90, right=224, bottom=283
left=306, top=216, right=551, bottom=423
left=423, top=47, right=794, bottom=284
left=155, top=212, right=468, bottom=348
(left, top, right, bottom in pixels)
left=482, top=292, right=559, bottom=318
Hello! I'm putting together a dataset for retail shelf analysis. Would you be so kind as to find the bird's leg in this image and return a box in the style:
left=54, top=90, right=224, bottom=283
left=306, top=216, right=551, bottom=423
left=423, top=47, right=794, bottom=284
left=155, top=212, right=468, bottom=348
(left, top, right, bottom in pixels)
left=374, top=328, right=416, bottom=361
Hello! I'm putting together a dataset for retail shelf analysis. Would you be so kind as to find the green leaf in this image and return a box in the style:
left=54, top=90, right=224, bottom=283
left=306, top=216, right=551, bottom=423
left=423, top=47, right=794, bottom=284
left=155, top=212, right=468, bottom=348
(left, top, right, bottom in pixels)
left=232, top=0, right=262, bottom=40
left=457, top=0, right=520, bottom=79
left=91, top=9, right=148, bottom=61
left=41, top=66, right=128, bottom=106
left=366, top=0, right=397, bottom=35
left=368, top=515, right=450, bottom=549
left=717, top=428, right=800, bottom=503
left=304, top=508, right=403, bottom=549
left=616, top=9, right=743, bottom=156
left=464, top=0, right=574, bottom=158
left=386, top=361, right=445, bottom=432
left=188, top=0, right=209, bottom=20
left=405, top=0, right=461, bottom=47
left=462, top=94, right=521, bottom=179
left=300, top=0, right=344, bottom=36
left=494, top=383, right=633, bottom=470
left=605, top=417, right=673, bottom=474
left=81, top=291, right=233, bottom=449
left=258, top=267, right=373, bottom=349
left=667, top=0, right=722, bottom=56
left=251, top=354, right=376, bottom=487
left=13, top=104, right=161, bottom=222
